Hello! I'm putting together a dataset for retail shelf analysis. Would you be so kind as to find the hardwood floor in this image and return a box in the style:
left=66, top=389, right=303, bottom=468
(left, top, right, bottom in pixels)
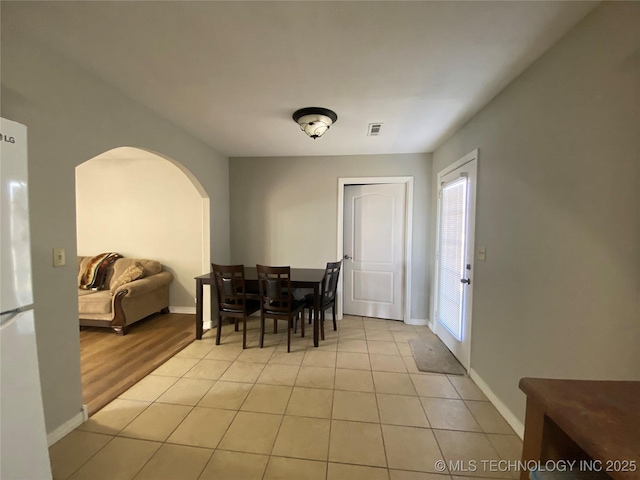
left=80, top=312, right=196, bottom=416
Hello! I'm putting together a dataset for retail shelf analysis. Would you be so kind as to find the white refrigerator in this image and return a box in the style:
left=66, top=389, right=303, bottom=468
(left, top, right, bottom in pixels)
left=1, top=118, right=53, bottom=479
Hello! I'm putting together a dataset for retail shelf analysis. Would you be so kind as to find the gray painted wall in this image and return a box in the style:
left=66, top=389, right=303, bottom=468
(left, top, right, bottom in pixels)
left=430, top=3, right=640, bottom=422
left=1, top=30, right=230, bottom=434
left=229, top=154, right=432, bottom=321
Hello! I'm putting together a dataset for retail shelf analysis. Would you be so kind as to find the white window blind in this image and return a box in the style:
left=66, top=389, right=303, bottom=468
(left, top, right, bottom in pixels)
left=437, top=176, right=468, bottom=340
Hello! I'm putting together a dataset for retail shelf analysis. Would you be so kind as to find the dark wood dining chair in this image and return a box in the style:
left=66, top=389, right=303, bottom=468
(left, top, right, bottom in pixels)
left=300, top=260, right=342, bottom=341
left=211, top=264, right=261, bottom=349
left=256, top=265, right=305, bottom=353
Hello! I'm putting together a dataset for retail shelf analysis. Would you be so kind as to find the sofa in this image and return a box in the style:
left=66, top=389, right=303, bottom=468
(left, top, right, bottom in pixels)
left=78, top=255, right=173, bottom=335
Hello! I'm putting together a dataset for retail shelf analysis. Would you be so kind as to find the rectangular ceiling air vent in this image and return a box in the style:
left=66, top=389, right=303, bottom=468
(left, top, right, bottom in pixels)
left=368, top=123, right=383, bottom=136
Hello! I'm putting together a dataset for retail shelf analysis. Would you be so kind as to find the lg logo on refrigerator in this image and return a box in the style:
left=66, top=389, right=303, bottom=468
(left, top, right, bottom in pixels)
left=0, top=133, right=17, bottom=143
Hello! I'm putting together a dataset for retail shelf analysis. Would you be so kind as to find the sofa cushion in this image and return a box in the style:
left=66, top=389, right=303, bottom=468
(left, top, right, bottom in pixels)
left=105, top=258, right=160, bottom=288
left=110, top=262, right=145, bottom=295
left=77, top=290, right=112, bottom=314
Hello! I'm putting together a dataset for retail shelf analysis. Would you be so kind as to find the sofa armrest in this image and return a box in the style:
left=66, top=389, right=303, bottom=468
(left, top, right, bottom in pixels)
left=112, top=271, right=173, bottom=298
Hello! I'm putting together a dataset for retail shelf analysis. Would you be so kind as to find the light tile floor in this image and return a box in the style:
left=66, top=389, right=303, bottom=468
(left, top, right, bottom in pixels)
left=50, top=315, right=523, bottom=480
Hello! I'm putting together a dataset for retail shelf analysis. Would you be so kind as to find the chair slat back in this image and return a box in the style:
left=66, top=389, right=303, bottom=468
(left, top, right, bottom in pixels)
left=321, top=260, right=342, bottom=304
left=257, top=265, right=293, bottom=314
left=212, top=264, right=249, bottom=313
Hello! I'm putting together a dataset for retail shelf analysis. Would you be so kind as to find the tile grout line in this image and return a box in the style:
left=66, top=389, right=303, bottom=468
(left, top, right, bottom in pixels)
left=161, top=330, right=245, bottom=477
left=193, top=448, right=216, bottom=480
left=191, top=333, right=259, bottom=477
left=259, top=317, right=308, bottom=480
left=325, top=316, right=346, bottom=473
left=157, top=337, right=235, bottom=478
left=58, top=432, right=116, bottom=480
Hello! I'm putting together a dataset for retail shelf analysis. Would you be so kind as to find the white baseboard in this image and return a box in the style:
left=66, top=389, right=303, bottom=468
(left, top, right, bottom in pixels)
left=427, top=320, right=436, bottom=333
left=171, top=306, right=216, bottom=333
left=47, top=407, right=86, bottom=446
left=404, top=317, right=429, bottom=326
left=469, top=368, right=525, bottom=439
left=170, top=306, right=196, bottom=314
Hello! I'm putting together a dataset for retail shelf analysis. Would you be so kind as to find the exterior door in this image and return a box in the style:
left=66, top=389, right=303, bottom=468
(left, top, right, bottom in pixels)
left=343, top=183, right=405, bottom=320
left=435, top=157, right=477, bottom=369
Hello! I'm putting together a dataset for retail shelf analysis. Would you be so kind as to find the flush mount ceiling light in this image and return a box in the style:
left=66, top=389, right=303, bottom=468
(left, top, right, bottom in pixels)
left=292, top=107, right=338, bottom=139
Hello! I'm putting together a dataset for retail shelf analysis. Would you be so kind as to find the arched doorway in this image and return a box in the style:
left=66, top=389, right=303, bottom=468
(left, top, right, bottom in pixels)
left=75, top=146, right=211, bottom=413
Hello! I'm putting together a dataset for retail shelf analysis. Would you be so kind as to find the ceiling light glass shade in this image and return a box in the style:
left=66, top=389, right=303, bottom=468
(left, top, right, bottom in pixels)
left=293, top=107, right=338, bottom=139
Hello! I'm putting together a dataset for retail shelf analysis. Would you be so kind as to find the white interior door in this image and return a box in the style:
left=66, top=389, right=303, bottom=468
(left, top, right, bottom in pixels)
left=435, top=157, right=477, bottom=369
left=343, top=183, right=405, bottom=320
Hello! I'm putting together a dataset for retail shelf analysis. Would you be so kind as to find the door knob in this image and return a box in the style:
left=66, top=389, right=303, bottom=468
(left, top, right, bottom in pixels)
left=460, top=278, right=471, bottom=285
left=344, top=255, right=352, bottom=260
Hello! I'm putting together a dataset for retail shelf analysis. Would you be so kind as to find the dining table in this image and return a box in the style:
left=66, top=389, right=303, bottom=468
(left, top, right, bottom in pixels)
left=194, top=266, right=326, bottom=347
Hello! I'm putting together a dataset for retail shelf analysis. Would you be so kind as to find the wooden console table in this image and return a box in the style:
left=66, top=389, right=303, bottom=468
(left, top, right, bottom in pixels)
left=519, top=378, right=640, bottom=480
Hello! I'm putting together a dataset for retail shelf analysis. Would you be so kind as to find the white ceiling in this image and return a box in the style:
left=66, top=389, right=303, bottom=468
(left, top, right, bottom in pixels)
left=2, top=1, right=597, bottom=158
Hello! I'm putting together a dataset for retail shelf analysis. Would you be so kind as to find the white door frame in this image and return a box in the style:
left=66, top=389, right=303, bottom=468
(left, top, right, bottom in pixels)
left=337, top=176, right=414, bottom=323
left=433, top=149, right=478, bottom=370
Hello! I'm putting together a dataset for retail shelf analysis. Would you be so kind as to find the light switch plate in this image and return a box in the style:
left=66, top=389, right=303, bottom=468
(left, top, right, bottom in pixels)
left=477, top=246, right=486, bottom=261
left=53, top=247, right=66, bottom=267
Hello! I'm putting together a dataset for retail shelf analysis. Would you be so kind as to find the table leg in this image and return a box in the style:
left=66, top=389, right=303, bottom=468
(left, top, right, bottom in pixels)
left=210, top=284, right=216, bottom=331
left=313, top=284, right=320, bottom=347
left=195, top=278, right=203, bottom=340
left=520, top=397, right=545, bottom=480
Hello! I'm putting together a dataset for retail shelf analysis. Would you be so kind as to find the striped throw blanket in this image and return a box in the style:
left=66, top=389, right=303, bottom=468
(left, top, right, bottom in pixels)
left=79, top=252, right=120, bottom=290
